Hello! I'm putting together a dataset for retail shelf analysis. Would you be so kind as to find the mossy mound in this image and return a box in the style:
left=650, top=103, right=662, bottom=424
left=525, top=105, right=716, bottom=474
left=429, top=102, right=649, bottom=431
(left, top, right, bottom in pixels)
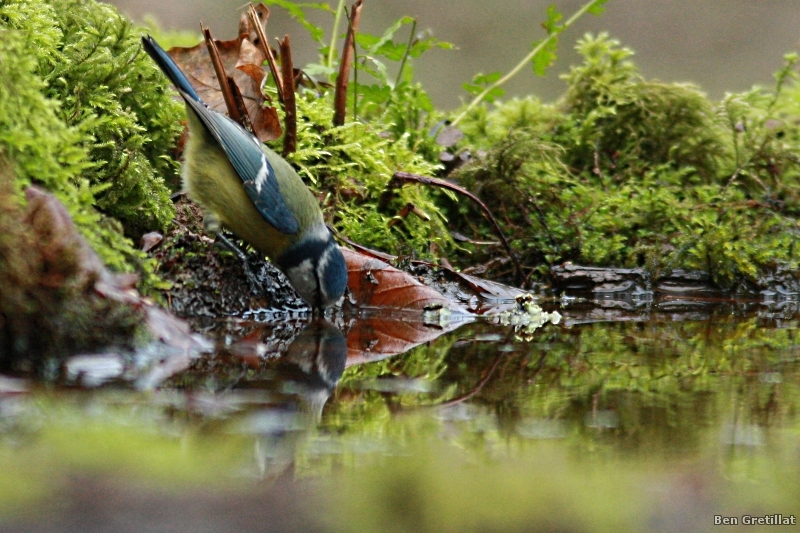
left=0, top=0, right=184, bottom=290
left=286, top=90, right=448, bottom=257
left=452, top=34, right=800, bottom=289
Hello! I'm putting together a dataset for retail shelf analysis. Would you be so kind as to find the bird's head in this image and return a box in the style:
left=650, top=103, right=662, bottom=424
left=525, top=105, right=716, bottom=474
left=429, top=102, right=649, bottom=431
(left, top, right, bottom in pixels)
left=278, top=224, right=348, bottom=312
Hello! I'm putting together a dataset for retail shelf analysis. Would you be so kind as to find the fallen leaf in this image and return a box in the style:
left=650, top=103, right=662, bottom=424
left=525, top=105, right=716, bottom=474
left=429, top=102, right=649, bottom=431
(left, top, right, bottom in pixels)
left=167, top=4, right=282, bottom=142
left=342, top=248, right=466, bottom=311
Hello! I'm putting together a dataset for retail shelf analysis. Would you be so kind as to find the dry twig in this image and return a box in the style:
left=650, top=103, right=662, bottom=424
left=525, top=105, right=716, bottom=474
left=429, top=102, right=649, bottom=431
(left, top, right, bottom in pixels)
left=333, top=0, right=363, bottom=126
left=248, top=4, right=284, bottom=104
left=279, top=35, right=297, bottom=155
left=382, top=171, right=526, bottom=287
left=202, top=25, right=245, bottom=126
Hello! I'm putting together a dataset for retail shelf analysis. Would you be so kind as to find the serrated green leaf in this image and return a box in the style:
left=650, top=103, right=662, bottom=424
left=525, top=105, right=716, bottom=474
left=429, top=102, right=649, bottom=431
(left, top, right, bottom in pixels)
left=367, top=15, right=414, bottom=53
left=355, top=82, right=392, bottom=107
left=484, top=86, right=505, bottom=103
left=408, top=36, right=455, bottom=59
left=532, top=38, right=558, bottom=76
left=462, top=82, right=482, bottom=97
left=542, top=4, right=563, bottom=33
left=472, top=71, right=502, bottom=85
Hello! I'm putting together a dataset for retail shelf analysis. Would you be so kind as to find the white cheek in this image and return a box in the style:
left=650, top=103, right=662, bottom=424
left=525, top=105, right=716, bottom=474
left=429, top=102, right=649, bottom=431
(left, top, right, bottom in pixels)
left=316, top=246, right=335, bottom=300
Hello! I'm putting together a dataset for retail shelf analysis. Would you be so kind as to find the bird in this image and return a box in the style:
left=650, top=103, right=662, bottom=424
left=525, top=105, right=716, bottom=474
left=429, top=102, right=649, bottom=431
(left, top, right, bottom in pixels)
left=141, top=35, right=347, bottom=312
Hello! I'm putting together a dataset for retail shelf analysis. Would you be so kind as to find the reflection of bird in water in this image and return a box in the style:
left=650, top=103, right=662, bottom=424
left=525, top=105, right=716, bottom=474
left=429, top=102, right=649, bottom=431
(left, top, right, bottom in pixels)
left=278, top=318, right=347, bottom=421
left=248, top=319, right=346, bottom=480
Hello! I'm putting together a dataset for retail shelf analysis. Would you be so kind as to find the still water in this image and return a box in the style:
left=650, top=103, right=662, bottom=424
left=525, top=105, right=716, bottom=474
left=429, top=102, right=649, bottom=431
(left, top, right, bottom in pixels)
left=0, top=299, right=798, bottom=532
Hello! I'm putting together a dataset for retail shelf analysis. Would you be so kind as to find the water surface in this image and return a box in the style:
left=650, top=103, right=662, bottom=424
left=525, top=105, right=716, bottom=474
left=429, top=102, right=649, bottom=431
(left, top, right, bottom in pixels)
left=1, top=300, right=798, bottom=532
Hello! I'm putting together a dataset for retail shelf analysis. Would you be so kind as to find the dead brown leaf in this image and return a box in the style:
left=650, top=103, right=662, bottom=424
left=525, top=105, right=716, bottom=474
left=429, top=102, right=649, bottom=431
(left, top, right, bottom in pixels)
left=343, top=248, right=465, bottom=311
left=167, top=2, right=282, bottom=142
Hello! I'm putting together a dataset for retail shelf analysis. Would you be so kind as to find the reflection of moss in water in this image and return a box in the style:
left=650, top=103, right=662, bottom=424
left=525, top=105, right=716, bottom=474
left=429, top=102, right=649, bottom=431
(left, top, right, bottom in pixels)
left=324, top=422, right=800, bottom=533
left=0, top=315, right=798, bottom=530
left=328, top=317, right=800, bottom=436
left=317, top=313, right=800, bottom=532
left=0, top=397, right=249, bottom=517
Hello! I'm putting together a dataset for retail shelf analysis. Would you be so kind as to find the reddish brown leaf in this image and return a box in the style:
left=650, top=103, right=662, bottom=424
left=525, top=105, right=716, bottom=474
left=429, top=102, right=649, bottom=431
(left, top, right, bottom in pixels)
left=167, top=22, right=282, bottom=141
left=250, top=105, right=282, bottom=143
left=239, top=2, right=271, bottom=44
left=345, top=313, right=468, bottom=366
left=235, top=37, right=268, bottom=89
left=343, top=248, right=466, bottom=311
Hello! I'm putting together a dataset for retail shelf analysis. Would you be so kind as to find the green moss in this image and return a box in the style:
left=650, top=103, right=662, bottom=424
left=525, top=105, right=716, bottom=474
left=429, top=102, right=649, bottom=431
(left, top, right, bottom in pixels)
left=453, top=34, right=800, bottom=287
left=281, top=89, right=451, bottom=259
left=0, top=0, right=184, bottom=292
left=1, top=0, right=183, bottom=235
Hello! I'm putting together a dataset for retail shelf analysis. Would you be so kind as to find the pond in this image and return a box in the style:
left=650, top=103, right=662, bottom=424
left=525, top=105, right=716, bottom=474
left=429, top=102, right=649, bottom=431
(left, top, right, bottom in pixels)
left=0, top=297, right=798, bottom=532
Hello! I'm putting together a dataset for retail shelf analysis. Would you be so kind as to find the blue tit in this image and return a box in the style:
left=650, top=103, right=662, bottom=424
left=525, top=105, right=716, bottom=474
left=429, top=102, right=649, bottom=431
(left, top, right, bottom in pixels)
left=141, top=35, right=347, bottom=311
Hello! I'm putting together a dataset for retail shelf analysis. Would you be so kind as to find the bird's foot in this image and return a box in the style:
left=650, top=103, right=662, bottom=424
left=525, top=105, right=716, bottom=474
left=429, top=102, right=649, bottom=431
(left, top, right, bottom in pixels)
left=215, top=232, right=263, bottom=296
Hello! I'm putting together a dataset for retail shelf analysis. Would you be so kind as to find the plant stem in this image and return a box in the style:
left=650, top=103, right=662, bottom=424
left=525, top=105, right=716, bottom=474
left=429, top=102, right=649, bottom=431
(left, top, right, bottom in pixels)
left=249, top=4, right=283, bottom=104
left=394, top=18, right=416, bottom=89
left=451, top=0, right=604, bottom=126
left=384, top=171, right=527, bottom=287
left=327, top=0, right=347, bottom=70
left=279, top=35, right=297, bottom=155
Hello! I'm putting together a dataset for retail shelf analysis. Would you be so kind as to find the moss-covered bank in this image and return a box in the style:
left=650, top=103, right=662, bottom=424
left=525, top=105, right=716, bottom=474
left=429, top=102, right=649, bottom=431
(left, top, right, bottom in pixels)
left=451, top=35, right=800, bottom=289
left=0, top=0, right=183, bottom=288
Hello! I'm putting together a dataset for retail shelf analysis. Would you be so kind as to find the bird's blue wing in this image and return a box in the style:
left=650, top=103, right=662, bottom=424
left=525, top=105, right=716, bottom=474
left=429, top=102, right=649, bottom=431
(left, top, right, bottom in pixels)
left=183, top=95, right=300, bottom=235
left=142, top=35, right=299, bottom=235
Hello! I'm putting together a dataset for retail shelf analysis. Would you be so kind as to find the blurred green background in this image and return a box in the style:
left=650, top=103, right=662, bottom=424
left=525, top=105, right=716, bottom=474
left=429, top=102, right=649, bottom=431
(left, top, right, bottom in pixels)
left=109, top=0, right=800, bottom=109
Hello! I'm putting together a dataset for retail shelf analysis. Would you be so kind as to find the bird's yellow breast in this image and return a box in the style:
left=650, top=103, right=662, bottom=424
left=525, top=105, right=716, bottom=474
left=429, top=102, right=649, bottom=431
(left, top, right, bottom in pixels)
left=182, top=118, right=291, bottom=258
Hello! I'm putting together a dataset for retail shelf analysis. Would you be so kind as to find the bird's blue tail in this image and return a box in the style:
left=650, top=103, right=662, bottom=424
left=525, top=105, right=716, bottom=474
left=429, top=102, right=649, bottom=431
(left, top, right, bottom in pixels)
left=141, top=35, right=201, bottom=103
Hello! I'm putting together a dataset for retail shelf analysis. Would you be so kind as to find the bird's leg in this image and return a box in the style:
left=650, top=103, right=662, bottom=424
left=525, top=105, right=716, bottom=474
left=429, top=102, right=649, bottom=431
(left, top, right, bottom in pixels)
left=205, top=214, right=263, bottom=296
left=203, top=213, right=262, bottom=294
left=215, top=232, right=264, bottom=296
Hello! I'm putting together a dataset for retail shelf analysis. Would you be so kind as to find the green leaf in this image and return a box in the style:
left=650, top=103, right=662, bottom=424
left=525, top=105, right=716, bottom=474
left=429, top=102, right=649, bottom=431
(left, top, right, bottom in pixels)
left=531, top=38, right=559, bottom=76
left=358, top=55, right=391, bottom=86
left=473, top=71, right=502, bottom=85
left=587, top=0, right=609, bottom=16
left=463, top=71, right=505, bottom=102
left=303, top=62, right=337, bottom=79
left=408, top=36, right=455, bottom=59
left=367, top=16, right=414, bottom=53
left=542, top=4, right=563, bottom=34
left=261, top=0, right=334, bottom=43
left=355, top=82, right=392, bottom=109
